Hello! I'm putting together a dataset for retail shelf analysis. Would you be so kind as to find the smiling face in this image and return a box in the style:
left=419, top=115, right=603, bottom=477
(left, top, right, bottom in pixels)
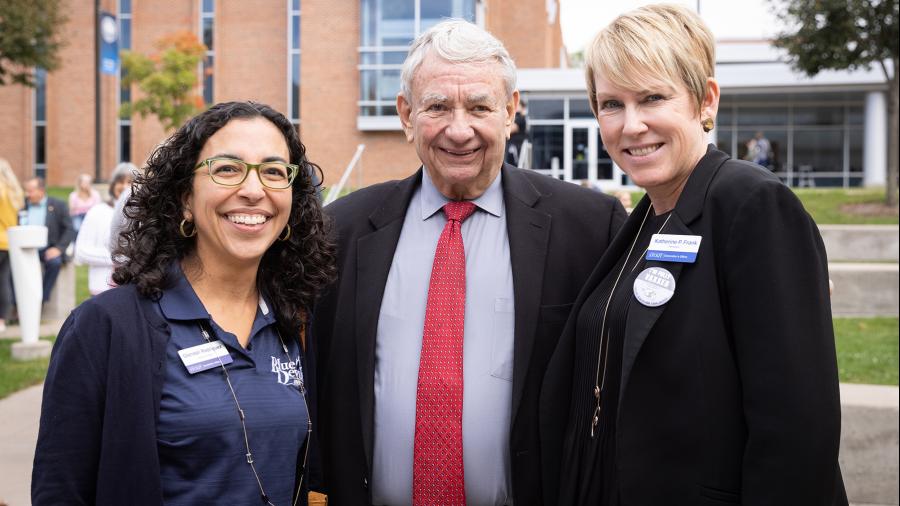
left=397, top=53, right=518, bottom=200
left=593, top=72, right=718, bottom=211
left=184, top=117, right=292, bottom=271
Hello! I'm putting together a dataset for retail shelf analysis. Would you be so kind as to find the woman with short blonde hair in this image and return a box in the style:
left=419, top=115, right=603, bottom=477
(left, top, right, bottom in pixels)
left=541, top=4, right=847, bottom=504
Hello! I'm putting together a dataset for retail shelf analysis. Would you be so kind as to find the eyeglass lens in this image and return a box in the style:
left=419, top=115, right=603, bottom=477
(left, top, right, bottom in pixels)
left=208, top=159, right=293, bottom=188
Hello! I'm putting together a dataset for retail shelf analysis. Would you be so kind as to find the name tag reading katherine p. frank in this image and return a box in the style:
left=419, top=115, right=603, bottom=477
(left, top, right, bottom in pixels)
left=646, top=234, right=702, bottom=263
left=178, top=340, right=233, bottom=374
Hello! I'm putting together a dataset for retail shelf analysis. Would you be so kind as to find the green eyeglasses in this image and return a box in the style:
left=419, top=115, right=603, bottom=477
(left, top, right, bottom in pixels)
left=194, top=157, right=299, bottom=189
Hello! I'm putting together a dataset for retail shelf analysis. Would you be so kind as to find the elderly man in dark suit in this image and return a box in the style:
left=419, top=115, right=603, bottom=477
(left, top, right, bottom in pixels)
left=23, top=177, right=75, bottom=302
left=312, top=20, right=626, bottom=506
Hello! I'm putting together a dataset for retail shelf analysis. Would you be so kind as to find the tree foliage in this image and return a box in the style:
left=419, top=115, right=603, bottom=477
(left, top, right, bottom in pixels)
left=770, top=0, right=899, bottom=205
left=0, top=0, right=67, bottom=86
left=120, top=31, right=207, bottom=132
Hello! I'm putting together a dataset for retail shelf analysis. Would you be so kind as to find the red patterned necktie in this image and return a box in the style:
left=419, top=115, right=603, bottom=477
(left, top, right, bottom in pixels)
left=413, top=200, right=477, bottom=506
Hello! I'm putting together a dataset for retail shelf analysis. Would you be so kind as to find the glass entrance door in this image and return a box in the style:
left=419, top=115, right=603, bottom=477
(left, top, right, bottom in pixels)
left=564, top=121, right=619, bottom=185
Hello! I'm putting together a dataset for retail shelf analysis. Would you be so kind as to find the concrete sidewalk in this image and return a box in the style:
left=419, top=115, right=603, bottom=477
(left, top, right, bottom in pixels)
left=0, top=384, right=43, bottom=506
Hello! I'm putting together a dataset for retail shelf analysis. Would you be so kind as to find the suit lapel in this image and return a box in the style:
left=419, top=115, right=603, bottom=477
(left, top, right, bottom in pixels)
left=503, top=166, right=552, bottom=423
left=355, top=170, right=422, bottom=470
left=618, top=146, right=731, bottom=402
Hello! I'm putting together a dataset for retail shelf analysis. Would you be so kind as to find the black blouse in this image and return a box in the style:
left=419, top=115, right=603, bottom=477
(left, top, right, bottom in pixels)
left=559, top=208, right=671, bottom=505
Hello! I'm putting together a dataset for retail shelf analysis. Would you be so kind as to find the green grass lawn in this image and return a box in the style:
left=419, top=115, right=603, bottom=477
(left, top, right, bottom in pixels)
left=618, top=188, right=897, bottom=225
left=1, top=318, right=895, bottom=400
left=0, top=337, right=55, bottom=400
left=834, top=317, right=899, bottom=385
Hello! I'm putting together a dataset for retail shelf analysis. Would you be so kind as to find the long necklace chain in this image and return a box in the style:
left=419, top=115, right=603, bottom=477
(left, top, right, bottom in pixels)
left=199, top=323, right=311, bottom=506
left=589, top=206, right=672, bottom=438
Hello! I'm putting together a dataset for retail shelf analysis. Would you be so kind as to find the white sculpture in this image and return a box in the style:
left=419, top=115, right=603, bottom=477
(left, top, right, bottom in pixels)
left=9, top=225, right=52, bottom=360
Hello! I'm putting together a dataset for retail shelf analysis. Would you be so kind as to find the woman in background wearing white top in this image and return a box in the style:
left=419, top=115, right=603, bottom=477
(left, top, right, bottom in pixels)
left=75, top=163, right=136, bottom=295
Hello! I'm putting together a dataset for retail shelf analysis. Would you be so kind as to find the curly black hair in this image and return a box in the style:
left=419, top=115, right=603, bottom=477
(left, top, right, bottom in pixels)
left=112, top=101, right=336, bottom=339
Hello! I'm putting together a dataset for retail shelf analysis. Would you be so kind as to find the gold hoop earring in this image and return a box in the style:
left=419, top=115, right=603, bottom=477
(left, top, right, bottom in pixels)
left=278, top=224, right=291, bottom=242
left=179, top=219, right=197, bottom=238
left=702, top=117, right=714, bottom=132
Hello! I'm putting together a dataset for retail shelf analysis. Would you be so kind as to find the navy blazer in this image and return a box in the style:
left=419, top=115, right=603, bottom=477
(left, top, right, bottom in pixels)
left=32, top=282, right=313, bottom=505
left=313, top=165, right=626, bottom=505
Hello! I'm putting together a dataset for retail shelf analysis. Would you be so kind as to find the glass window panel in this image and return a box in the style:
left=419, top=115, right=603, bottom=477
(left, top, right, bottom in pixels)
left=120, top=0, right=131, bottom=14
left=35, top=68, right=47, bottom=121
left=849, top=129, right=863, bottom=173
left=737, top=129, right=787, bottom=171
left=35, top=125, right=46, bottom=165
left=735, top=106, right=788, bottom=127
left=362, top=0, right=415, bottom=47
left=359, top=68, right=401, bottom=102
left=203, top=0, right=214, bottom=13
left=293, top=0, right=300, bottom=10
left=361, top=50, right=407, bottom=65
left=531, top=125, right=564, bottom=172
left=716, top=105, right=733, bottom=128
left=120, top=69, right=130, bottom=103
left=120, top=19, right=131, bottom=49
left=529, top=99, right=564, bottom=120
left=793, top=106, right=843, bottom=126
left=203, top=18, right=213, bottom=50
left=119, top=124, right=131, bottom=162
left=292, top=15, right=300, bottom=50
left=421, top=0, right=475, bottom=31
left=715, top=128, right=733, bottom=156
left=568, top=98, right=593, bottom=119
left=848, top=106, right=864, bottom=125
left=292, top=53, right=300, bottom=120
left=203, top=56, right=214, bottom=105
left=793, top=129, right=843, bottom=174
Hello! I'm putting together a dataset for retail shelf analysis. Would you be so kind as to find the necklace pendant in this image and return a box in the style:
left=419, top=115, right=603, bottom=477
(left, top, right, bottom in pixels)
left=593, top=386, right=600, bottom=399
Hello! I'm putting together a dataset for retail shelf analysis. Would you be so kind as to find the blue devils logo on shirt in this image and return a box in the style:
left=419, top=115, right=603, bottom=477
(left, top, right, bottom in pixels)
left=271, top=356, right=304, bottom=391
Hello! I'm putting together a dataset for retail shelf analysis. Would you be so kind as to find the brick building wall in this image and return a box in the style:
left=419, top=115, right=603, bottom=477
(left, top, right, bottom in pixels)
left=0, top=0, right=564, bottom=188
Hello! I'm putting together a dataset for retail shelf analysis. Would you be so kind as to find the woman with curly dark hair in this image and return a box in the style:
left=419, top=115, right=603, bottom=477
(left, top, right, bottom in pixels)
left=32, top=101, right=336, bottom=506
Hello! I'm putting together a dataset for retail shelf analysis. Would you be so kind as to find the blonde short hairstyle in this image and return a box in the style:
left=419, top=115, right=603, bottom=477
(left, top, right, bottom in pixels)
left=584, top=3, right=715, bottom=116
left=0, top=158, right=25, bottom=211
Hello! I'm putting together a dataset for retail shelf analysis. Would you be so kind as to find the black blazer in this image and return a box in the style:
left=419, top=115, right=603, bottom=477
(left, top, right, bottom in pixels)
left=312, top=165, right=626, bottom=505
left=540, top=148, right=847, bottom=505
left=25, top=196, right=75, bottom=260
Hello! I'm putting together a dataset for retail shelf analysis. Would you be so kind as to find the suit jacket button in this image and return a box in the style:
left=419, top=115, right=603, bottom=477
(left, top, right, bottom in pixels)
left=363, top=477, right=368, bottom=489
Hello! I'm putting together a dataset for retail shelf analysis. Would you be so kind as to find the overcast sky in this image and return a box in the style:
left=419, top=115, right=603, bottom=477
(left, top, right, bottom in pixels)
left=559, top=0, right=783, bottom=53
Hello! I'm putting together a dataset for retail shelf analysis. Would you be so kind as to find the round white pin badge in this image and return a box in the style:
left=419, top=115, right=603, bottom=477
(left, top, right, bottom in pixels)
left=633, top=267, right=676, bottom=307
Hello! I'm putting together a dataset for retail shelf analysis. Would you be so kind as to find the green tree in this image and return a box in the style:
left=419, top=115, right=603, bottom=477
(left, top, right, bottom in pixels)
left=120, top=31, right=207, bottom=132
left=770, top=0, right=899, bottom=205
left=0, top=0, right=67, bottom=86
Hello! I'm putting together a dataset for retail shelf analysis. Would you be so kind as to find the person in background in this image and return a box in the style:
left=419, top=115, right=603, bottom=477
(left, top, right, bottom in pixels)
left=0, top=158, right=25, bottom=333
left=752, top=130, right=773, bottom=168
left=22, top=177, right=75, bottom=304
left=74, top=163, right=137, bottom=296
left=68, top=173, right=101, bottom=234
left=505, top=100, right=528, bottom=166
left=313, top=20, right=625, bottom=506
left=32, top=101, right=336, bottom=505
left=541, top=5, right=846, bottom=505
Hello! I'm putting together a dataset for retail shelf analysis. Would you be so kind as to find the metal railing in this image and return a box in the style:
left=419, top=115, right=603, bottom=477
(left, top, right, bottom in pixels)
left=324, top=144, right=366, bottom=205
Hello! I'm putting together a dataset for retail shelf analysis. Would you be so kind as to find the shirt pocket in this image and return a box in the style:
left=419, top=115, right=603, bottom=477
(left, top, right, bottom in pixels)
left=490, top=298, right=515, bottom=381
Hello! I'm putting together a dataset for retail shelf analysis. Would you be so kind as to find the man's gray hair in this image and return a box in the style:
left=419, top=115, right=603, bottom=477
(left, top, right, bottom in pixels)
left=400, top=19, right=517, bottom=101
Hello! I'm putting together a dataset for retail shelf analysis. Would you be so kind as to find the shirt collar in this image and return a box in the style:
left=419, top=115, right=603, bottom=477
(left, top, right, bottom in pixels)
left=158, top=262, right=275, bottom=325
left=419, top=166, right=504, bottom=220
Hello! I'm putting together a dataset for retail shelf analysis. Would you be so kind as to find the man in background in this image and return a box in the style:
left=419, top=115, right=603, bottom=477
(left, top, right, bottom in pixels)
left=22, top=177, right=74, bottom=302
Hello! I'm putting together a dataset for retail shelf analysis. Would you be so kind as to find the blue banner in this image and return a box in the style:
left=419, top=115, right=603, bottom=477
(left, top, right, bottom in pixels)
left=99, top=12, right=119, bottom=75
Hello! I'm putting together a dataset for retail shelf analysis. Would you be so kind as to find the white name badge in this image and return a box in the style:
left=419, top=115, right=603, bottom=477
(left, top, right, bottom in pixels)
left=646, top=234, right=702, bottom=263
left=178, top=340, right=233, bottom=374
left=633, top=267, right=676, bottom=307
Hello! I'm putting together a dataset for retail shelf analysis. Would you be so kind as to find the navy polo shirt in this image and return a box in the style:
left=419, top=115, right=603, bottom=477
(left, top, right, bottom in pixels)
left=155, top=268, right=308, bottom=505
